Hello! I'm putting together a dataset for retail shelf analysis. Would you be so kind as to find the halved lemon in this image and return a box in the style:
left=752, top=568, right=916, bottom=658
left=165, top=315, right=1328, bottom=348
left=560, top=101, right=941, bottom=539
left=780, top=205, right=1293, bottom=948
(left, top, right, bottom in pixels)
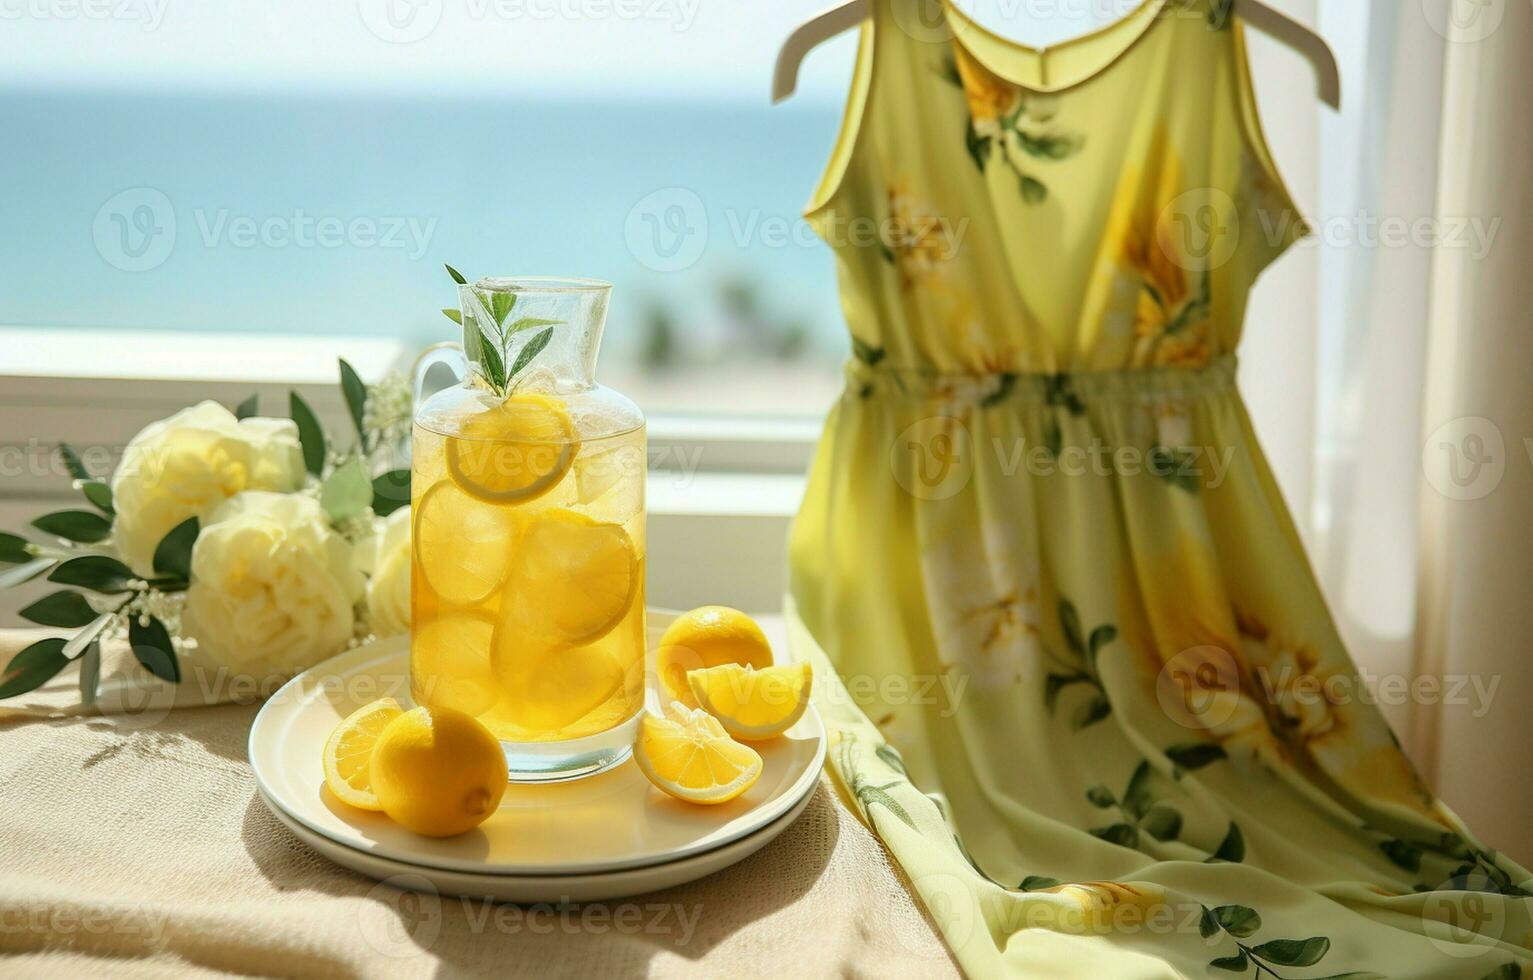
left=447, top=393, right=579, bottom=504
left=413, top=480, right=518, bottom=606
left=503, top=508, right=638, bottom=645
left=633, top=702, right=763, bottom=805
left=322, top=697, right=403, bottom=811
left=687, top=661, right=813, bottom=741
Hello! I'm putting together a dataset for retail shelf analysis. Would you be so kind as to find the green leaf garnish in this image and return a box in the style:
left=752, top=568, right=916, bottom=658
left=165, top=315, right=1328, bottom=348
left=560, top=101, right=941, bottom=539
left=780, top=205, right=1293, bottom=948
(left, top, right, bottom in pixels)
left=445, top=263, right=467, bottom=284
left=59, top=444, right=90, bottom=481
left=0, top=532, right=31, bottom=564
left=48, top=555, right=135, bottom=594
left=31, top=510, right=112, bottom=544
left=80, top=481, right=114, bottom=515
left=371, top=469, right=411, bottom=517
left=506, top=316, right=561, bottom=334
left=476, top=329, right=508, bottom=393
left=320, top=458, right=373, bottom=522
left=152, top=517, right=199, bottom=580
left=441, top=308, right=463, bottom=325
left=508, top=326, right=553, bottom=382
left=490, top=290, right=516, bottom=326
left=78, top=642, right=101, bottom=707
left=18, top=591, right=98, bottom=628
left=234, top=393, right=259, bottom=420
left=289, top=391, right=326, bottom=476
left=0, top=638, right=70, bottom=700
left=338, top=358, right=368, bottom=446
left=129, top=615, right=180, bottom=683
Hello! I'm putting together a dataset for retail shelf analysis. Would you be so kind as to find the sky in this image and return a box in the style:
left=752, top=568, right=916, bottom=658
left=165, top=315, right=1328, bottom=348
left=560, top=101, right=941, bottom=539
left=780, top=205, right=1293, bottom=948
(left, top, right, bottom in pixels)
left=0, top=0, right=1132, bottom=101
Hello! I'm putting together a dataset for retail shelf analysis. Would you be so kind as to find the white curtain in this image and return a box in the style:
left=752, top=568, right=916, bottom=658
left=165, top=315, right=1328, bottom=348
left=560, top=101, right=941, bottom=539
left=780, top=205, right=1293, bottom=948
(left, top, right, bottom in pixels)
left=1414, top=0, right=1533, bottom=862
left=1288, top=0, right=1532, bottom=860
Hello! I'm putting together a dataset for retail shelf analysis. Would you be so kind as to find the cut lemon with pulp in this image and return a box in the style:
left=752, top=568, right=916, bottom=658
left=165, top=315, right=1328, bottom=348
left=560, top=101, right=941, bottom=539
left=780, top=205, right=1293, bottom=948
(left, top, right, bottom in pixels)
left=504, top=508, right=638, bottom=644
left=413, top=480, right=517, bottom=606
left=447, top=392, right=578, bottom=504
left=634, top=702, right=763, bottom=805
left=687, top=661, right=812, bottom=741
left=322, top=697, right=403, bottom=811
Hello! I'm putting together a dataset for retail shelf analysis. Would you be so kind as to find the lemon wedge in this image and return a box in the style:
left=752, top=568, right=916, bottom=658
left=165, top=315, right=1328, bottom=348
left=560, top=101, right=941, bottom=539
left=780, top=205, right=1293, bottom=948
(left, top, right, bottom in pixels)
left=633, top=702, right=763, bottom=805
left=322, top=697, right=403, bottom=811
left=687, top=661, right=813, bottom=741
left=447, top=392, right=578, bottom=504
left=655, top=606, right=774, bottom=707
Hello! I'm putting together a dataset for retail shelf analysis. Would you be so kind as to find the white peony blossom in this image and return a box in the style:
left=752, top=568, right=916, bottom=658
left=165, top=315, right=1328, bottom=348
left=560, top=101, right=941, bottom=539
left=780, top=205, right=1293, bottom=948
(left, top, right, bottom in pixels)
left=363, top=506, right=411, bottom=638
left=182, top=491, right=363, bottom=681
left=110, top=401, right=305, bottom=576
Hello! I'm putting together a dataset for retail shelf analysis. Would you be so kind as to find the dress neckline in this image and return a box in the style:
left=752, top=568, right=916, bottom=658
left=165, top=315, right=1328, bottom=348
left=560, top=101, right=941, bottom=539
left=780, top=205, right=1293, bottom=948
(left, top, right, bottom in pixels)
left=940, top=0, right=1175, bottom=94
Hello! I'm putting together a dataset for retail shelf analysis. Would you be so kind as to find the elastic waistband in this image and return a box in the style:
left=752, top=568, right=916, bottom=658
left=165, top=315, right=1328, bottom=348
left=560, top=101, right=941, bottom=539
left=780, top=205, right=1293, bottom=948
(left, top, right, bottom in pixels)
left=846, top=354, right=1239, bottom=402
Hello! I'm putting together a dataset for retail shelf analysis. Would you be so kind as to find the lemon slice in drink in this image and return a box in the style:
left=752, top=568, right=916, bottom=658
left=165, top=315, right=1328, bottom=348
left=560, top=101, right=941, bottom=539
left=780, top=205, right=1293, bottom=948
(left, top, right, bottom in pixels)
left=322, top=697, right=403, bottom=811
left=634, top=702, right=763, bottom=805
left=412, top=614, right=499, bottom=717
left=686, top=661, right=813, bottom=741
left=413, top=481, right=517, bottom=606
left=504, top=508, right=638, bottom=645
left=447, top=393, right=579, bottom=504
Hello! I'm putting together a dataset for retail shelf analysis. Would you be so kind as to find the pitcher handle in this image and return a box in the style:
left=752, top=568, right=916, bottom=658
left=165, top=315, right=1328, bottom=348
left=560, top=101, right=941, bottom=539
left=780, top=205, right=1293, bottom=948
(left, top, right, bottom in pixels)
left=411, top=341, right=469, bottom=406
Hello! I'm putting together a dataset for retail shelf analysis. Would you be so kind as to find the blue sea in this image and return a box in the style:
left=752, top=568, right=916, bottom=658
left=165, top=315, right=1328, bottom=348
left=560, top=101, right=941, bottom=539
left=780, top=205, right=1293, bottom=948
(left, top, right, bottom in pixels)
left=0, top=88, right=849, bottom=369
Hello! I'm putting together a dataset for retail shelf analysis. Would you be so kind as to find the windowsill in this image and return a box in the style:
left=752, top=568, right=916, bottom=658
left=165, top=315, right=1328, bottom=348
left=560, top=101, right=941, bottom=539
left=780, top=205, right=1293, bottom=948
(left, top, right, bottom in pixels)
left=0, top=327, right=810, bottom=607
left=0, top=326, right=410, bottom=385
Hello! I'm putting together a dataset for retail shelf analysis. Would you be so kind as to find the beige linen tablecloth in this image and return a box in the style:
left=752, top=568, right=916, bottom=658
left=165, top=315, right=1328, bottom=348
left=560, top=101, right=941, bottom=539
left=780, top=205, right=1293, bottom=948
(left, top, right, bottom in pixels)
left=0, top=629, right=958, bottom=978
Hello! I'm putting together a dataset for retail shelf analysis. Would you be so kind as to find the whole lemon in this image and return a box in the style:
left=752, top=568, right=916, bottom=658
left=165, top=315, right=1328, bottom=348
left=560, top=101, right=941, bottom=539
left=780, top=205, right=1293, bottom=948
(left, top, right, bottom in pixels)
left=370, top=706, right=508, bottom=837
left=655, top=606, right=773, bottom=707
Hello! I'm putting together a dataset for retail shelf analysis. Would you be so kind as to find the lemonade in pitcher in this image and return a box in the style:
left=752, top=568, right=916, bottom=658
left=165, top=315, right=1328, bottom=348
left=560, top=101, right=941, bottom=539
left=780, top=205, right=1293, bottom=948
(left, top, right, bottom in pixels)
left=410, top=277, right=646, bottom=782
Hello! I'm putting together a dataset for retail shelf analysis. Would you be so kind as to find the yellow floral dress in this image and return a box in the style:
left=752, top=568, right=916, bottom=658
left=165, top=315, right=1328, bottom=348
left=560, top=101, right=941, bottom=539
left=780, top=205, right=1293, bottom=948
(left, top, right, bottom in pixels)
left=787, top=1, right=1533, bottom=975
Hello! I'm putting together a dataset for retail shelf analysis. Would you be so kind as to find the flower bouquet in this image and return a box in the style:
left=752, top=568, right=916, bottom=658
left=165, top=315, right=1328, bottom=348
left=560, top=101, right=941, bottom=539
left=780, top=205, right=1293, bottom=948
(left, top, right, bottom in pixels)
left=0, top=360, right=414, bottom=708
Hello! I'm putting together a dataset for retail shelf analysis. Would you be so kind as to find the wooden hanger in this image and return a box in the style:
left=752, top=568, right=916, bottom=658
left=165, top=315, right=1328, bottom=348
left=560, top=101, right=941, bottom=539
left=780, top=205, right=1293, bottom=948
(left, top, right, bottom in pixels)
left=773, top=0, right=1341, bottom=109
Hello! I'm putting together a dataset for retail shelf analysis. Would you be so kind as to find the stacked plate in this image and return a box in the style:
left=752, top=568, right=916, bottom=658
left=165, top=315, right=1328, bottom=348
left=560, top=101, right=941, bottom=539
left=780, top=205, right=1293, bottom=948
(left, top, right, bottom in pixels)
left=249, top=614, right=827, bottom=902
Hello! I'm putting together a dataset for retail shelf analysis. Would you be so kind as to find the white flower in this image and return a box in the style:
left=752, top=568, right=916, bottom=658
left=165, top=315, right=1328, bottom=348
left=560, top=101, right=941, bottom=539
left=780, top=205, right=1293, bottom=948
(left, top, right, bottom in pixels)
left=110, top=401, right=305, bottom=576
left=363, top=506, right=411, bottom=637
left=182, top=491, right=363, bottom=680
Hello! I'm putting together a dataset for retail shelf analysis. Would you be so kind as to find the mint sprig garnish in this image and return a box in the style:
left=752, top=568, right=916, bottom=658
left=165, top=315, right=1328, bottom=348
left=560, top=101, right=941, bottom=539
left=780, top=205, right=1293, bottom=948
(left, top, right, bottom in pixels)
left=442, top=264, right=562, bottom=399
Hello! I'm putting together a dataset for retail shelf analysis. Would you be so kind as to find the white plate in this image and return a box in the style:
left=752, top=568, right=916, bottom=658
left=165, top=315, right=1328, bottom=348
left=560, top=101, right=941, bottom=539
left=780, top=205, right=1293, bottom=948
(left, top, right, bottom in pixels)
left=256, top=781, right=818, bottom=903
left=249, top=612, right=826, bottom=878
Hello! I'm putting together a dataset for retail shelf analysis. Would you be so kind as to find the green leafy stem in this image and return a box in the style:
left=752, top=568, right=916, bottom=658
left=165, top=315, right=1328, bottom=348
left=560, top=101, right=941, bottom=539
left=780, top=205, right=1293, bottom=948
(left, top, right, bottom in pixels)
left=1197, top=904, right=1375, bottom=979
left=1043, top=599, right=1117, bottom=731
left=443, top=264, right=561, bottom=399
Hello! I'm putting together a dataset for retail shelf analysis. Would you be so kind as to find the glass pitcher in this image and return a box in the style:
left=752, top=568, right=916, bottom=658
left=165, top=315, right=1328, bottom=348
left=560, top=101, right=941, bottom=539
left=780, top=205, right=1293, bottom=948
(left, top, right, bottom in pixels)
left=410, top=277, right=646, bottom=782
